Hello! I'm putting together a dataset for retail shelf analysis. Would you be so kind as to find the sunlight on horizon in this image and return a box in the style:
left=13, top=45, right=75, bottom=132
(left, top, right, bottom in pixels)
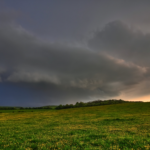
left=125, top=95, right=150, bottom=103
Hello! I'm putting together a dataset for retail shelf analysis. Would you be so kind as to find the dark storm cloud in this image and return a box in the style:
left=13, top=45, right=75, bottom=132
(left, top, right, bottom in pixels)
left=0, top=16, right=149, bottom=106
left=4, top=0, right=150, bottom=42
left=2, top=1, right=150, bottom=43
left=88, top=20, right=150, bottom=100
left=0, top=9, right=20, bottom=24
left=88, top=20, right=150, bottom=67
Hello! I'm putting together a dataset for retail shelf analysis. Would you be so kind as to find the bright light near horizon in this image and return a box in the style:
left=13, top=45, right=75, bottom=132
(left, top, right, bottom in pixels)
left=129, top=95, right=150, bottom=102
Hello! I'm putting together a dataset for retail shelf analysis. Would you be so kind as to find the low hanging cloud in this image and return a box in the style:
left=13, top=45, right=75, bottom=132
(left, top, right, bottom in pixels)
left=0, top=14, right=150, bottom=106
left=88, top=20, right=150, bottom=67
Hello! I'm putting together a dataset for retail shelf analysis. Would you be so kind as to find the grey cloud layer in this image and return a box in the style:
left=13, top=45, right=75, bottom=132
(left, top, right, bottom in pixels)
left=0, top=19, right=149, bottom=105
left=88, top=20, right=150, bottom=67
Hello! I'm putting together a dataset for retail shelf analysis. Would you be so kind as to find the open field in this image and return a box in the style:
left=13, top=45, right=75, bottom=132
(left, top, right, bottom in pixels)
left=0, top=102, right=150, bottom=150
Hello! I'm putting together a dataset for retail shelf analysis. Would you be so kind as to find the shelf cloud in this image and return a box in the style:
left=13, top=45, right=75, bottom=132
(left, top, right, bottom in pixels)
left=88, top=20, right=150, bottom=67
left=0, top=2, right=150, bottom=106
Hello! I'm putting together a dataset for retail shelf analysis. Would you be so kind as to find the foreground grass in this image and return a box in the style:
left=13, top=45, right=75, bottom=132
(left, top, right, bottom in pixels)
left=0, top=102, right=150, bottom=150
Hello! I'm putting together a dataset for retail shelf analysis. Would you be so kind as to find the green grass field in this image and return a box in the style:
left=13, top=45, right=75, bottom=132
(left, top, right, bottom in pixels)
left=0, top=102, right=150, bottom=150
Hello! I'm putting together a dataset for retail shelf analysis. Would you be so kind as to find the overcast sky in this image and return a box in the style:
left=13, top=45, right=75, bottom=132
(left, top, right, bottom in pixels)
left=0, top=1, right=150, bottom=107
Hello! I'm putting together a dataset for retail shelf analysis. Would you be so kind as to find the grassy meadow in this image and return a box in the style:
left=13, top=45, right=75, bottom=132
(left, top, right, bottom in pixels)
left=0, top=102, right=150, bottom=150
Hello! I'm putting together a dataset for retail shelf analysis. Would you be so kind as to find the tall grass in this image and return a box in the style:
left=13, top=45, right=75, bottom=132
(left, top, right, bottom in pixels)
left=0, top=102, right=150, bottom=149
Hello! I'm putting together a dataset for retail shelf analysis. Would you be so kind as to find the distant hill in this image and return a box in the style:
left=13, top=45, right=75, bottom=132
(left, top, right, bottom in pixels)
left=55, top=99, right=144, bottom=110
left=0, top=99, right=143, bottom=110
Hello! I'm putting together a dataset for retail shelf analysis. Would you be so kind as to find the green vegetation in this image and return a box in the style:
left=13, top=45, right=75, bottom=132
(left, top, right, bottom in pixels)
left=55, top=99, right=143, bottom=110
left=0, top=99, right=143, bottom=111
left=0, top=105, right=57, bottom=110
left=0, top=101, right=150, bottom=149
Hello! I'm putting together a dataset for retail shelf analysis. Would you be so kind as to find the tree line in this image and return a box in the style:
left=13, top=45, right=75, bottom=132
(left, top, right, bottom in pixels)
left=0, top=106, right=53, bottom=110
left=55, top=99, right=143, bottom=110
left=0, top=99, right=143, bottom=110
